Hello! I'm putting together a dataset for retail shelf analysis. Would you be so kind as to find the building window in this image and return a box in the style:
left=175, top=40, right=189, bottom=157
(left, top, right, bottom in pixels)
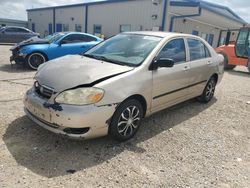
left=208, top=34, right=214, bottom=46
left=201, top=33, right=208, bottom=41
left=56, top=23, right=62, bottom=32
left=94, top=25, right=102, bottom=34
left=32, top=23, right=35, bottom=32
left=75, top=24, right=82, bottom=32
left=120, top=25, right=131, bottom=33
left=192, top=30, right=199, bottom=36
left=219, top=37, right=226, bottom=46
left=48, top=23, right=53, bottom=35
left=63, top=24, right=69, bottom=32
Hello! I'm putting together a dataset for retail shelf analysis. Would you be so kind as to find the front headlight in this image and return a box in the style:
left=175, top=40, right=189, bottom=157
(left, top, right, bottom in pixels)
left=19, top=48, right=29, bottom=56
left=55, top=87, right=104, bottom=105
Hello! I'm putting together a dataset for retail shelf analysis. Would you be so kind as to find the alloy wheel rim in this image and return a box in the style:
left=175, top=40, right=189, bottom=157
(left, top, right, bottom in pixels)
left=206, top=81, right=215, bottom=99
left=117, top=105, right=141, bottom=137
left=28, top=53, right=45, bottom=69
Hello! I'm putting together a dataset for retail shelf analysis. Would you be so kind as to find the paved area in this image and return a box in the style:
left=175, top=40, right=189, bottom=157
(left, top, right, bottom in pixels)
left=0, top=45, right=249, bottom=187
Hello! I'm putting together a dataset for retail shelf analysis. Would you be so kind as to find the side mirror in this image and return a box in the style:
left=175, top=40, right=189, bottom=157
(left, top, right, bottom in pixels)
left=150, top=58, right=175, bottom=70
left=225, top=31, right=231, bottom=46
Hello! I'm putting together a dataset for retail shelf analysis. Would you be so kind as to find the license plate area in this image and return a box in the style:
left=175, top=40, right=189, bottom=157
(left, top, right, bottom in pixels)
left=26, top=97, right=52, bottom=123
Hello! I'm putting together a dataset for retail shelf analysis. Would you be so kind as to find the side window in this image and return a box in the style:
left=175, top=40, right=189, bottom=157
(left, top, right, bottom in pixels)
left=61, top=35, right=74, bottom=44
left=157, top=38, right=186, bottom=63
left=16, top=28, right=29, bottom=33
left=187, top=38, right=210, bottom=61
left=81, top=35, right=97, bottom=42
left=5, top=28, right=18, bottom=32
left=205, top=46, right=211, bottom=58
left=62, top=34, right=96, bottom=44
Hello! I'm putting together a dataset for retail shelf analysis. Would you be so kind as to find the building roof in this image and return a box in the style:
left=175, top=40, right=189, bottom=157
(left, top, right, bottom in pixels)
left=170, top=0, right=247, bottom=24
left=27, top=0, right=247, bottom=24
left=0, top=18, right=27, bottom=23
left=26, top=0, right=129, bottom=11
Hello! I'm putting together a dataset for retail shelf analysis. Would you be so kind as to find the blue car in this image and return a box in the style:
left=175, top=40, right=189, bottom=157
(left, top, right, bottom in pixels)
left=10, top=32, right=103, bottom=69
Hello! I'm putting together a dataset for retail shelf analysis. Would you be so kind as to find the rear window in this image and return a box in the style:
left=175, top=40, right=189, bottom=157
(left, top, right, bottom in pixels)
left=187, top=38, right=211, bottom=61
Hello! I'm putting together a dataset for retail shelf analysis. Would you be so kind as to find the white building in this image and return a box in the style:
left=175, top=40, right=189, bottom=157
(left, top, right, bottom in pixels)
left=0, top=18, right=28, bottom=28
left=27, top=0, right=247, bottom=48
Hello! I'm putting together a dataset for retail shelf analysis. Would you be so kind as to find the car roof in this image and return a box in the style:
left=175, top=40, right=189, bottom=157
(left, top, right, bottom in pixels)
left=3, top=26, right=28, bottom=29
left=123, top=31, right=196, bottom=39
left=59, top=32, right=102, bottom=39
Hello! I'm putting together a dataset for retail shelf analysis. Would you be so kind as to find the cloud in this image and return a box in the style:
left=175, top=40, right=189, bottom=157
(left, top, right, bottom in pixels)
left=0, top=0, right=249, bottom=23
left=0, top=0, right=86, bottom=20
left=205, top=0, right=250, bottom=22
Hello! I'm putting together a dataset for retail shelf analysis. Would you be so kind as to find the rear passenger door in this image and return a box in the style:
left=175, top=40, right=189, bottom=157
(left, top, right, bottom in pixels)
left=15, top=28, right=32, bottom=42
left=151, top=38, right=191, bottom=112
left=186, top=38, right=214, bottom=96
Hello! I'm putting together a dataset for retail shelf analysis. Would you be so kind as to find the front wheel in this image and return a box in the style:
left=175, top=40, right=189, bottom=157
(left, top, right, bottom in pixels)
left=109, top=99, right=143, bottom=141
left=26, top=53, right=46, bottom=70
left=197, top=77, right=216, bottom=103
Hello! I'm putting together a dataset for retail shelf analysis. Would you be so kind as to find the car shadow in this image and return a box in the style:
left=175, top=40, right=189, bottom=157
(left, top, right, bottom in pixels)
left=3, top=98, right=216, bottom=178
left=0, top=64, right=35, bottom=73
left=226, top=69, right=249, bottom=78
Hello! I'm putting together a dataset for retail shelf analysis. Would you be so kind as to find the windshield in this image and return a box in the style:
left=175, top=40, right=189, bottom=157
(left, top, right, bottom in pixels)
left=84, top=34, right=162, bottom=66
left=45, top=33, right=65, bottom=43
left=235, top=28, right=250, bottom=58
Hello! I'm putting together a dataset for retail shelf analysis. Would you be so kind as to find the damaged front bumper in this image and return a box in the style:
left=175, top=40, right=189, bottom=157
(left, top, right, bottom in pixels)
left=10, top=47, right=26, bottom=64
left=23, top=88, right=116, bottom=139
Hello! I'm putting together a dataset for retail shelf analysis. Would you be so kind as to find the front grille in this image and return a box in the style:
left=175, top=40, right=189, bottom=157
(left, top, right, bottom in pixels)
left=34, top=81, right=55, bottom=99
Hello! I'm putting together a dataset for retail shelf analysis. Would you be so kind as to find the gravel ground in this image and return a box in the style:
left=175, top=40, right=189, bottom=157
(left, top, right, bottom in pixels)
left=0, top=45, right=249, bottom=188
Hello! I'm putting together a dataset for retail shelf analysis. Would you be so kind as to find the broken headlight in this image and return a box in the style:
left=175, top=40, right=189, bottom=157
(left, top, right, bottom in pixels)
left=55, top=87, right=104, bottom=105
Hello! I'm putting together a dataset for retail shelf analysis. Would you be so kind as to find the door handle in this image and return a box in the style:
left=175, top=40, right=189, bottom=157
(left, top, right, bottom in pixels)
left=183, top=66, right=190, bottom=71
left=80, top=45, right=86, bottom=48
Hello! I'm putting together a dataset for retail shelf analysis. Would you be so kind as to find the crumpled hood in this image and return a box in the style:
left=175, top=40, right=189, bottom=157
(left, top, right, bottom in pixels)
left=35, top=55, right=134, bottom=92
left=11, top=36, right=49, bottom=50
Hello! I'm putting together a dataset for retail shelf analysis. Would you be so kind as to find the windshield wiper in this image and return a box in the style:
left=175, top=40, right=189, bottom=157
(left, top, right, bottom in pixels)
left=83, top=54, right=127, bottom=66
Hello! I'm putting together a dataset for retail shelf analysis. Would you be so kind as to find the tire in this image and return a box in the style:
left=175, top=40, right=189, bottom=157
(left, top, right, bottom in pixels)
left=109, top=99, right=143, bottom=141
left=26, top=52, right=46, bottom=70
left=197, top=77, right=217, bottom=103
left=248, top=60, right=250, bottom=73
left=219, top=52, right=236, bottom=70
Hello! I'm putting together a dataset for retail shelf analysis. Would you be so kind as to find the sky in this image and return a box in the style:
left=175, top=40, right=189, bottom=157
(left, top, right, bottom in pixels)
left=0, top=0, right=250, bottom=23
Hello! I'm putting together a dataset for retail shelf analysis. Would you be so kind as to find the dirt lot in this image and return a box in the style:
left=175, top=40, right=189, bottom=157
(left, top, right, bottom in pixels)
left=0, top=45, right=249, bottom=188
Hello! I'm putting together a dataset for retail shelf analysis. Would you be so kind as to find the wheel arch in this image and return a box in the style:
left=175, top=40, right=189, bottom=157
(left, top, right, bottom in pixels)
left=210, top=73, right=218, bottom=84
left=121, top=94, right=147, bottom=117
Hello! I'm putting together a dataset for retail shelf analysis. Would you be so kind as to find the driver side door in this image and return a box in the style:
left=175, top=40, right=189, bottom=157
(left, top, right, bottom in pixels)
left=51, top=34, right=97, bottom=59
left=151, top=38, right=191, bottom=113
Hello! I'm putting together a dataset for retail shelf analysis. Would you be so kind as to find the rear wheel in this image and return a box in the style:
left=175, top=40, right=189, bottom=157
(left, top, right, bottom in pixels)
left=219, top=52, right=236, bottom=70
left=26, top=52, right=46, bottom=70
left=197, top=77, right=216, bottom=103
left=109, top=99, right=143, bottom=141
